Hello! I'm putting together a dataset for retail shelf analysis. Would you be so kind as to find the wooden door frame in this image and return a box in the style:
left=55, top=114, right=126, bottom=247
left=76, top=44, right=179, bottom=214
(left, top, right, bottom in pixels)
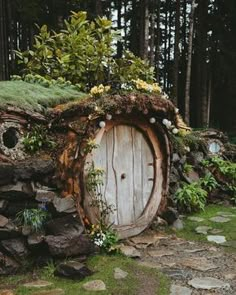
left=83, top=116, right=170, bottom=239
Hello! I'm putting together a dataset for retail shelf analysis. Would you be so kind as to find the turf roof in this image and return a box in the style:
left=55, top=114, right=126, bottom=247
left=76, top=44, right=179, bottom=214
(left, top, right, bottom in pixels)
left=0, top=80, right=86, bottom=113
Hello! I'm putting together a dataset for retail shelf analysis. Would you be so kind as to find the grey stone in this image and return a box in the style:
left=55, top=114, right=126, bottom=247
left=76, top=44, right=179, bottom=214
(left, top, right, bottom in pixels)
left=31, top=289, right=65, bottom=295
left=185, top=170, right=200, bottom=182
left=188, top=151, right=204, bottom=166
left=0, top=220, right=20, bottom=240
left=46, top=215, right=83, bottom=238
left=184, top=248, right=205, bottom=253
left=0, top=251, right=20, bottom=275
left=188, top=277, right=230, bottom=290
left=45, top=234, right=95, bottom=257
left=130, top=234, right=160, bottom=247
left=180, top=257, right=218, bottom=272
left=0, top=215, right=8, bottom=227
left=148, top=250, right=174, bottom=258
left=83, top=280, right=106, bottom=291
left=172, top=218, right=184, bottom=230
left=1, top=238, right=29, bottom=261
left=170, top=284, right=192, bottom=295
left=222, top=240, right=236, bottom=248
left=209, top=216, right=231, bottom=223
left=0, top=182, right=34, bottom=200
left=207, top=235, right=226, bottom=244
left=187, top=216, right=204, bottom=222
left=23, top=280, right=53, bottom=288
left=27, top=232, right=45, bottom=248
left=162, top=268, right=191, bottom=280
left=53, top=196, right=76, bottom=213
left=0, top=200, right=8, bottom=213
left=119, top=245, right=141, bottom=258
left=172, top=153, right=180, bottom=163
left=195, top=226, right=212, bottom=235
left=114, top=267, right=128, bottom=279
left=35, top=189, right=57, bottom=203
left=54, top=260, right=92, bottom=279
left=224, top=273, right=236, bottom=280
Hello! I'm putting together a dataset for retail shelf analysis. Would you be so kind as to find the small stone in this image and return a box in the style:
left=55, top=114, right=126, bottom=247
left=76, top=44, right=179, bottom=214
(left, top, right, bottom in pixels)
left=180, top=257, right=218, bottom=272
left=0, top=290, right=14, bottom=295
left=53, top=196, right=76, bottom=213
left=188, top=277, right=230, bottom=290
left=224, top=273, right=236, bottom=280
left=184, top=248, right=205, bottom=253
left=195, top=226, right=212, bottom=235
left=148, top=250, right=174, bottom=258
left=23, top=280, right=53, bottom=288
left=83, top=280, right=106, bottom=292
left=170, top=284, right=192, bottom=295
left=207, top=235, right=226, bottom=244
left=187, top=216, right=204, bottom=222
left=209, top=229, right=223, bottom=234
left=209, top=216, right=231, bottom=223
left=114, top=267, right=128, bottom=279
left=35, top=189, right=57, bottom=203
left=31, top=289, right=65, bottom=295
left=172, top=218, right=184, bottom=230
left=0, top=214, right=8, bottom=227
left=119, top=245, right=141, bottom=258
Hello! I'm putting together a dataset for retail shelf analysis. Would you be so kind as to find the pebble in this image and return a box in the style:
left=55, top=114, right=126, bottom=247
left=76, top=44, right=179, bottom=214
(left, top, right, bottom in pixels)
left=170, top=284, right=192, bottom=295
left=207, top=235, right=226, bottom=244
left=22, top=280, right=53, bottom=288
left=188, top=277, right=230, bottom=290
left=209, top=216, right=231, bottom=223
left=82, top=280, right=106, bottom=291
left=114, top=267, right=128, bottom=279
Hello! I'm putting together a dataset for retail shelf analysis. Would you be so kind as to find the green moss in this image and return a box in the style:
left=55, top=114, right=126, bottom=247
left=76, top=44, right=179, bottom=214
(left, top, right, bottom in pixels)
left=0, top=254, right=170, bottom=295
left=0, top=80, right=86, bottom=112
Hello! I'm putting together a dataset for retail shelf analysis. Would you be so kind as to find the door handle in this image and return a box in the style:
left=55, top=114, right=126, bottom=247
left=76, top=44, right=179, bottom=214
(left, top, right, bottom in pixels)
left=121, top=173, right=126, bottom=179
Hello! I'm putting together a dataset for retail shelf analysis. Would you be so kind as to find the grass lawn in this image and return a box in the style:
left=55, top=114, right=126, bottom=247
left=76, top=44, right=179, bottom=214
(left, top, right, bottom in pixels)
left=0, top=254, right=170, bottom=295
left=176, top=204, right=236, bottom=250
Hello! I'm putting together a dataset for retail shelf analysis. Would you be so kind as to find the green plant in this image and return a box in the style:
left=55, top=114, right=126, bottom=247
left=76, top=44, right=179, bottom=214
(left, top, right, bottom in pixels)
left=16, top=208, right=51, bottom=232
left=23, top=125, right=55, bottom=152
left=42, top=260, right=56, bottom=278
left=199, top=173, right=218, bottom=192
left=183, top=163, right=193, bottom=174
left=174, top=182, right=208, bottom=212
left=15, top=11, right=155, bottom=91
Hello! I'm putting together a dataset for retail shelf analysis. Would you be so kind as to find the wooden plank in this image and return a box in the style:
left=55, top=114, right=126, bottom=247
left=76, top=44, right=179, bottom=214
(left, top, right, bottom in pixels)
left=113, top=125, right=134, bottom=225
left=132, top=127, right=143, bottom=219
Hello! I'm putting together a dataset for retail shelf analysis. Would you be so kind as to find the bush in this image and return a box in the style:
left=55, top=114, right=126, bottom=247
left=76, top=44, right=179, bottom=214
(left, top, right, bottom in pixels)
left=174, top=182, right=208, bottom=212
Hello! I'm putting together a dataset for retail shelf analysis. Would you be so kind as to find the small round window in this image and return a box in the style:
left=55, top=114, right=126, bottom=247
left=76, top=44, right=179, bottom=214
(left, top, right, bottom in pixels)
left=2, top=127, right=19, bottom=149
left=208, top=141, right=221, bottom=154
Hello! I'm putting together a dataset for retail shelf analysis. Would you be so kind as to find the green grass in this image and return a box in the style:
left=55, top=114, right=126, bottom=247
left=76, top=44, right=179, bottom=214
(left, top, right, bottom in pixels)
left=0, top=254, right=170, bottom=295
left=0, top=81, right=86, bottom=112
left=176, top=204, right=236, bottom=250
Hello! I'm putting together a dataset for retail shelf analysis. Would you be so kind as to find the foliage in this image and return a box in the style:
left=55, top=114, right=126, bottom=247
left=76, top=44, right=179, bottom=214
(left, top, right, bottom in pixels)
left=174, top=182, right=208, bottom=212
left=42, top=260, right=56, bottom=279
left=15, top=11, right=155, bottom=91
left=90, top=84, right=111, bottom=98
left=83, top=139, right=99, bottom=155
left=88, top=224, right=118, bottom=253
left=202, top=156, right=236, bottom=181
left=183, top=163, right=193, bottom=174
left=170, top=131, right=203, bottom=155
left=23, top=125, right=55, bottom=153
left=16, top=208, right=51, bottom=232
left=199, top=173, right=218, bottom=192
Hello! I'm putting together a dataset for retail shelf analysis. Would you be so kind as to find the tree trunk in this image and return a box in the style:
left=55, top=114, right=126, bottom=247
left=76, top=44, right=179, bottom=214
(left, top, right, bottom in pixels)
left=0, top=0, right=9, bottom=80
left=139, top=0, right=149, bottom=60
left=155, top=0, right=161, bottom=82
left=173, top=0, right=180, bottom=105
left=184, top=0, right=196, bottom=125
left=149, top=0, right=155, bottom=66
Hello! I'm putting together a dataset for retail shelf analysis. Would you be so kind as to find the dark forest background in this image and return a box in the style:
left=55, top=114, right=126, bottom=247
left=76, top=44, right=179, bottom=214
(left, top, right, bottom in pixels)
left=0, top=0, right=235, bottom=133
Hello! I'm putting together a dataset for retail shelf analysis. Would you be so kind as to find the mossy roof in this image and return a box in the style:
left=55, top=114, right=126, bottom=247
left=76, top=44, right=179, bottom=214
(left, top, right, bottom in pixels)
left=0, top=80, right=86, bottom=113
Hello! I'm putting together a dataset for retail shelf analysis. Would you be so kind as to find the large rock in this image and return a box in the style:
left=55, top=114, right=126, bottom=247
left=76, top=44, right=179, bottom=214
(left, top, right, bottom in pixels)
left=0, top=182, right=34, bottom=200
left=0, top=251, right=20, bottom=275
left=45, top=234, right=95, bottom=257
left=161, top=207, right=179, bottom=225
left=0, top=215, right=8, bottom=227
left=0, top=163, right=14, bottom=185
left=35, top=189, right=57, bottom=203
left=188, top=277, right=230, bottom=290
left=52, top=197, right=76, bottom=213
left=0, top=200, right=8, bottom=214
left=54, top=260, right=93, bottom=279
left=188, top=151, right=204, bottom=166
left=0, top=220, right=20, bottom=240
left=46, top=215, right=83, bottom=237
left=1, top=238, right=29, bottom=261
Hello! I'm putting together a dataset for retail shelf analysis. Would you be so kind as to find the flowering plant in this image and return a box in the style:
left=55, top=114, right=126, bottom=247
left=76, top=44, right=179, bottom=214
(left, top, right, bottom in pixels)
left=88, top=224, right=118, bottom=252
left=132, top=78, right=162, bottom=93
left=90, top=84, right=111, bottom=98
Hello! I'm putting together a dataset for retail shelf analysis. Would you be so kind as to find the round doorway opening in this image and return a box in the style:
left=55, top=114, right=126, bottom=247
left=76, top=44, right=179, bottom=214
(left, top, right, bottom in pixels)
left=2, top=127, right=19, bottom=149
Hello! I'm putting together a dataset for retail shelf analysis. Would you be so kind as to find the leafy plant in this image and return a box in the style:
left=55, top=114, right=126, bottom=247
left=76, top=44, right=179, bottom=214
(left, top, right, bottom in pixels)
left=42, top=260, right=56, bottom=278
left=16, top=208, right=51, bottom=232
left=15, top=11, right=155, bottom=91
left=199, top=173, right=218, bottom=192
left=174, top=182, right=208, bottom=212
left=23, top=125, right=55, bottom=153
left=183, top=163, right=193, bottom=174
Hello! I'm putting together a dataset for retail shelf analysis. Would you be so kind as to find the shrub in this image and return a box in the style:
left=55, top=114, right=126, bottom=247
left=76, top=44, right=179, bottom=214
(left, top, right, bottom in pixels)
left=174, top=182, right=208, bottom=212
left=199, top=173, right=218, bottom=192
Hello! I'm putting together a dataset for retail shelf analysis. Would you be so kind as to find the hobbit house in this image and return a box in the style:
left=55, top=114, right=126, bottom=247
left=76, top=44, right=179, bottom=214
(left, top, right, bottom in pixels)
left=0, top=79, right=234, bottom=274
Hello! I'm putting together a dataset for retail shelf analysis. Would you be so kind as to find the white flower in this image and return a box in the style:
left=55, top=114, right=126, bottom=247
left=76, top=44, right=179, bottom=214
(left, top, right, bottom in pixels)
left=184, top=146, right=190, bottom=152
left=99, top=121, right=106, bottom=128
left=175, top=108, right=179, bottom=114
left=172, top=128, right=179, bottom=134
left=149, top=117, right=156, bottom=124
left=166, top=120, right=172, bottom=129
left=162, top=119, right=169, bottom=126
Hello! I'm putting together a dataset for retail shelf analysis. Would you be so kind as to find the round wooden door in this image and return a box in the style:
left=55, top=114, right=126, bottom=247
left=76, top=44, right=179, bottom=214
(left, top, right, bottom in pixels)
left=85, top=123, right=163, bottom=238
